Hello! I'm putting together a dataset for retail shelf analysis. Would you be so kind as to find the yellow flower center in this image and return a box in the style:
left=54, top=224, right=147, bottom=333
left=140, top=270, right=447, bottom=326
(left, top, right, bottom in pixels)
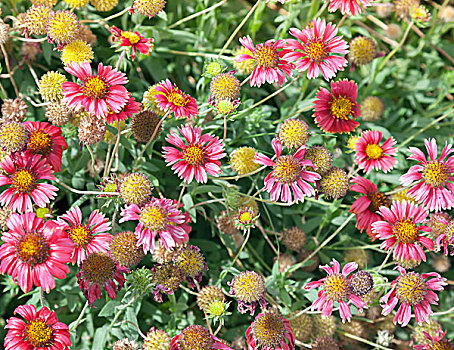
left=365, top=143, right=383, bottom=160
left=167, top=92, right=188, bottom=107
left=279, top=120, right=309, bottom=149
left=251, top=311, right=286, bottom=348
left=140, top=205, right=168, bottom=232
left=253, top=43, right=280, bottom=69
left=82, top=77, right=107, bottom=99
left=12, top=169, right=35, bottom=193
left=28, top=130, right=52, bottom=156
left=323, top=274, right=349, bottom=302
left=25, top=320, right=53, bottom=347
left=121, top=31, right=141, bottom=44
left=330, top=97, right=353, bottom=120
left=239, top=211, right=253, bottom=224
left=15, top=232, right=49, bottom=266
left=304, top=41, right=327, bottom=62
left=366, top=192, right=389, bottom=212
left=233, top=271, right=265, bottom=302
left=393, top=219, right=419, bottom=244
left=395, top=271, right=427, bottom=305
left=180, top=326, right=213, bottom=350
left=273, top=155, right=301, bottom=183
left=69, top=225, right=92, bottom=247
left=422, top=161, right=450, bottom=188
left=432, top=340, right=453, bottom=350
left=183, top=144, right=205, bottom=166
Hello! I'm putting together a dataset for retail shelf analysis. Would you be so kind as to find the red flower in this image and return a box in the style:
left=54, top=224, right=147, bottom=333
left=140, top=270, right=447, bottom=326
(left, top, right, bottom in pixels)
left=110, top=26, right=154, bottom=60
left=23, top=121, right=68, bottom=173
left=313, top=79, right=360, bottom=134
left=326, top=0, right=375, bottom=16
left=413, top=329, right=454, bottom=350
left=153, top=79, right=199, bottom=119
left=354, top=130, right=397, bottom=174
left=5, top=304, right=71, bottom=350
left=0, top=212, right=73, bottom=293
left=105, top=93, right=141, bottom=124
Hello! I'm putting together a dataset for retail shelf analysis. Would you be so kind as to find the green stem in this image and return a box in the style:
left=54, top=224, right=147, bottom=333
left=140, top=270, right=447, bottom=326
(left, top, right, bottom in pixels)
left=219, top=229, right=250, bottom=282
left=168, top=0, right=228, bottom=29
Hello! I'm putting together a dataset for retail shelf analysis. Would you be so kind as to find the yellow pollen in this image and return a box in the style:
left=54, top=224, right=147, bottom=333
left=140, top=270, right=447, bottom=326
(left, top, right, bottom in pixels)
left=12, top=169, right=35, bottom=193
left=305, top=41, right=327, bottom=62
left=393, top=219, right=419, bottom=244
left=330, top=97, right=353, bottom=120
left=82, top=77, right=107, bottom=99
left=323, top=274, right=349, bottom=302
left=28, top=130, right=52, bottom=156
left=422, top=161, right=450, bottom=188
left=16, top=232, right=49, bottom=266
left=251, top=311, right=286, bottom=348
left=70, top=225, right=92, bottom=246
left=180, top=326, right=213, bottom=350
left=395, top=272, right=427, bottom=305
left=183, top=144, right=205, bottom=166
left=365, top=143, right=383, bottom=160
left=25, top=320, right=53, bottom=347
left=121, top=31, right=141, bottom=44
left=273, top=155, right=301, bottom=183
left=253, top=43, right=280, bottom=69
left=140, top=205, right=168, bottom=232
left=431, top=340, right=453, bottom=350
left=167, top=92, right=188, bottom=107
left=239, top=211, right=253, bottom=223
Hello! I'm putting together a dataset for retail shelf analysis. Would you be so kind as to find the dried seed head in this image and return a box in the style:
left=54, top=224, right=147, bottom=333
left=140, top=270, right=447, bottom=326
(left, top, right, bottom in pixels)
left=216, top=211, right=239, bottom=236
left=305, top=146, right=333, bottom=175
left=312, top=336, right=339, bottom=350
left=131, top=110, right=162, bottom=143
left=90, top=0, right=119, bottom=12
left=78, top=114, right=106, bottom=145
left=119, top=173, right=153, bottom=206
left=24, top=5, right=52, bottom=36
left=179, top=325, right=213, bottom=350
left=110, top=231, right=144, bottom=267
left=339, top=321, right=367, bottom=345
left=361, top=96, right=385, bottom=122
left=1, top=98, right=28, bottom=123
left=77, top=24, right=97, bottom=45
left=142, top=327, right=171, bottom=350
left=348, top=270, right=374, bottom=296
left=289, top=312, right=312, bottom=343
left=386, top=23, right=402, bottom=39
left=320, top=167, right=349, bottom=199
left=45, top=101, right=72, bottom=126
left=311, top=314, right=337, bottom=339
left=113, top=338, right=139, bottom=350
left=282, top=226, right=306, bottom=251
left=197, top=285, right=225, bottom=312
left=131, top=0, right=166, bottom=18
left=344, top=249, right=369, bottom=269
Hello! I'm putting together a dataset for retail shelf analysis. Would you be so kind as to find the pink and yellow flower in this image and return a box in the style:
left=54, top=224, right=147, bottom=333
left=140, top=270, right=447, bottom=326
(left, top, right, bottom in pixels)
left=153, top=79, right=199, bottom=119
left=163, top=125, right=226, bottom=183
left=105, top=93, right=141, bottom=124
left=110, top=26, right=154, bottom=60
left=254, top=138, right=320, bottom=203
left=235, top=35, right=294, bottom=87
left=326, top=0, right=375, bottom=16
left=282, top=18, right=348, bottom=80
left=354, top=130, right=397, bottom=174
left=413, top=329, right=454, bottom=350
left=304, top=259, right=367, bottom=323
left=380, top=267, right=446, bottom=326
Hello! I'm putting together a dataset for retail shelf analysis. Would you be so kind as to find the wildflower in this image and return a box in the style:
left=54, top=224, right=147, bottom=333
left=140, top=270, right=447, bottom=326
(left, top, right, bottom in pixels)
left=278, top=119, right=309, bottom=150
left=230, top=147, right=260, bottom=175
left=0, top=212, right=72, bottom=293
left=347, top=135, right=361, bottom=152
left=143, top=328, right=171, bottom=350
left=312, top=337, right=339, bottom=350
left=413, top=329, right=453, bottom=350
left=214, top=99, right=240, bottom=116
left=163, top=125, right=226, bottom=183
left=62, top=61, right=128, bottom=118
left=0, top=153, right=58, bottom=213
left=350, top=176, right=389, bottom=239
left=349, top=36, right=380, bottom=68
left=153, top=79, right=199, bottom=119
left=143, top=84, right=167, bottom=116
left=354, top=130, right=397, bottom=174
left=254, top=138, right=321, bottom=203
left=209, top=71, right=241, bottom=103
left=91, top=0, right=118, bottom=11
left=45, top=10, right=80, bottom=47
left=361, top=96, right=385, bottom=121
left=4, top=305, right=71, bottom=350
left=229, top=271, right=266, bottom=315
left=39, top=71, right=67, bottom=102
left=400, top=139, right=454, bottom=212
left=63, top=0, right=89, bottom=8
left=313, top=79, right=360, bottom=133
left=288, top=312, right=312, bottom=343
left=171, top=325, right=233, bottom=350
left=319, top=167, right=349, bottom=199
left=60, top=39, right=94, bottom=66
left=0, top=122, right=29, bottom=153
left=151, top=262, right=183, bottom=302
left=326, top=0, right=374, bottom=15
left=31, top=0, right=57, bottom=5
left=233, top=46, right=257, bottom=75
left=119, top=172, right=153, bottom=205
left=78, top=113, right=106, bottom=145
left=24, top=5, right=52, bottom=37
left=246, top=308, right=295, bottom=350
left=57, top=206, right=111, bottom=265
left=411, top=4, right=431, bottom=26
left=282, top=226, right=306, bottom=251
left=110, top=26, right=154, bottom=60
left=110, top=231, right=144, bottom=267
left=235, top=35, right=294, bottom=87
left=426, top=212, right=451, bottom=239
left=435, top=219, right=454, bottom=255
left=130, top=0, right=166, bottom=18
left=120, top=197, right=191, bottom=253
left=197, top=285, right=225, bottom=312
left=45, top=101, right=72, bottom=126
left=283, top=18, right=348, bottom=80
left=106, top=94, right=141, bottom=124
left=380, top=267, right=447, bottom=326
left=1, top=98, right=28, bottom=123
left=235, top=207, right=259, bottom=231
left=304, top=259, right=367, bottom=322
left=173, top=245, right=208, bottom=288
left=305, top=146, right=333, bottom=175
left=77, top=251, right=128, bottom=306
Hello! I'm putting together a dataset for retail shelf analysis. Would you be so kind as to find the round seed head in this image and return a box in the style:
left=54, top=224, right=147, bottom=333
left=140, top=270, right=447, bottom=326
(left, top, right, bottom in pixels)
left=173, top=245, right=207, bottom=279
left=1, top=98, right=28, bottom=123
left=431, top=254, right=451, bottom=273
left=78, top=114, right=106, bottom=145
left=282, top=226, right=306, bottom=251
left=110, top=231, right=144, bottom=267
left=0, top=20, right=10, bottom=45
left=311, top=314, right=337, bottom=339
left=305, top=146, right=333, bottom=175
left=77, top=24, right=97, bottom=45
left=38, top=71, right=67, bottom=102
left=151, top=262, right=184, bottom=294
left=131, top=110, right=162, bottom=143
left=204, top=61, right=224, bottom=77
left=375, top=3, right=394, bottom=17
left=278, top=119, right=309, bottom=150
left=61, top=39, right=94, bottom=66
left=386, top=23, right=402, bottom=39
left=0, top=206, right=12, bottom=231
left=21, top=42, right=42, bottom=62
left=312, top=337, right=339, bottom=350
left=119, top=172, right=153, bottom=206
left=251, top=309, right=287, bottom=348
left=230, top=146, right=260, bottom=175
left=216, top=211, right=239, bottom=236
left=376, top=314, right=396, bottom=333
left=80, top=252, right=116, bottom=285
left=361, top=96, right=385, bottom=121
left=45, top=101, right=71, bottom=126
left=275, top=253, right=295, bottom=274
left=179, top=325, right=213, bottom=350
left=131, top=0, right=166, bottom=18
left=142, top=327, right=171, bottom=350
left=63, top=0, right=89, bottom=8
left=231, top=271, right=265, bottom=303
left=46, top=10, right=80, bottom=46
left=348, top=270, right=374, bottom=296
left=113, top=338, right=138, bottom=350
left=233, top=46, right=257, bottom=75
left=210, top=72, right=241, bottom=101
left=24, top=6, right=52, bottom=36
left=439, top=6, right=454, bottom=22
left=349, top=36, right=377, bottom=66
left=339, top=321, right=367, bottom=345
left=394, top=0, right=419, bottom=19
left=289, top=312, right=312, bottom=343
left=0, top=122, right=29, bottom=152
left=320, top=167, right=349, bottom=199
left=90, top=0, right=119, bottom=11
left=197, top=285, right=225, bottom=312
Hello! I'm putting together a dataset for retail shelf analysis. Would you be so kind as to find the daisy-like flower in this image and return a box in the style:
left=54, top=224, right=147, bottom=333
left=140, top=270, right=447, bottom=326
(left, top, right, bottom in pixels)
left=371, top=201, right=434, bottom=264
left=105, top=94, right=141, bottom=124
left=110, top=26, right=154, bottom=60
left=400, top=139, right=454, bottom=212
left=171, top=325, right=233, bottom=350
left=0, top=153, right=58, bottom=213
left=326, top=0, right=375, bottom=16
left=246, top=308, right=295, bottom=350
left=380, top=267, right=447, bottom=326
left=313, top=79, right=360, bottom=134
left=77, top=252, right=129, bottom=306
left=229, top=271, right=267, bottom=315
left=350, top=176, right=390, bottom=239
left=282, top=19, right=348, bottom=80
left=435, top=219, right=454, bottom=256
left=253, top=138, right=321, bottom=204
left=235, top=35, right=294, bottom=87
left=163, top=125, right=226, bottom=183
left=5, top=304, right=71, bottom=350
left=304, top=259, right=367, bottom=323
left=57, top=206, right=112, bottom=265
left=354, top=130, right=398, bottom=174
left=0, top=212, right=73, bottom=293
left=62, top=61, right=128, bottom=118
left=153, top=79, right=199, bottom=119
left=23, top=121, right=68, bottom=173
left=413, top=329, right=454, bottom=350
left=119, top=197, right=191, bottom=253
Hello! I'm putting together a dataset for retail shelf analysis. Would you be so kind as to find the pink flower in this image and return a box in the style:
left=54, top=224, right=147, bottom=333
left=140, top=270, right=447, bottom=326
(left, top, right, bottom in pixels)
left=326, top=0, right=374, bottom=16
left=313, top=79, right=360, bottom=133
left=153, top=79, right=199, bottom=119
left=110, top=26, right=154, bottom=60
left=254, top=138, right=320, bottom=203
left=434, top=216, right=454, bottom=256
left=372, top=201, right=434, bottom=264
left=62, top=61, right=128, bottom=118
left=282, top=18, right=348, bottom=80
left=0, top=212, right=73, bottom=293
left=354, top=130, right=397, bottom=174
left=413, top=329, right=454, bottom=350
left=380, top=267, right=447, bottom=327
left=5, top=304, right=71, bottom=350
left=171, top=325, right=233, bottom=350
left=163, top=125, right=226, bottom=183
left=119, top=197, right=191, bottom=254
left=57, top=206, right=112, bottom=265
left=235, top=35, right=294, bottom=87
left=400, top=139, right=454, bottom=212
left=105, top=93, right=141, bottom=124
left=304, top=259, right=367, bottom=323
left=350, top=176, right=389, bottom=239
left=23, top=121, right=68, bottom=173
left=0, top=153, right=58, bottom=213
